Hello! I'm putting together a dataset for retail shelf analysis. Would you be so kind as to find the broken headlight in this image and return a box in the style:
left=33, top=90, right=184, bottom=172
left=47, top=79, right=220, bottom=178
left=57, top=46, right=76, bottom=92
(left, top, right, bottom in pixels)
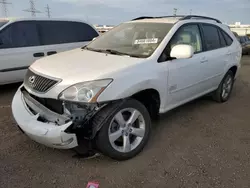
left=58, top=79, right=113, bottom=103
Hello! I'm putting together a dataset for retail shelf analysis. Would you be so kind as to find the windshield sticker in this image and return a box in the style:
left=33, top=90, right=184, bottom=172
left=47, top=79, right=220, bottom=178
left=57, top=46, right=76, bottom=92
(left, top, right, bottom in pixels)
left=134, top=38, right=159, bottom=44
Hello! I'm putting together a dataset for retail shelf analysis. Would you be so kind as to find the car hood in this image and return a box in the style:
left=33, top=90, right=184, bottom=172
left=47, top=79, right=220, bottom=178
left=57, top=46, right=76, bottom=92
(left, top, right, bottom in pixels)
left=30, top=48, right=142, bottom=83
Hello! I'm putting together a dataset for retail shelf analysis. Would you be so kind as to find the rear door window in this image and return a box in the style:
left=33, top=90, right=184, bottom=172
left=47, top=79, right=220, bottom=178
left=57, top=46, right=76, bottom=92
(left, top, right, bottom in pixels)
left=202, top=24, right=221, bottom=51
left=0, top=21, right=40, bottom=49
left=38, top=21, right=98, bottom=45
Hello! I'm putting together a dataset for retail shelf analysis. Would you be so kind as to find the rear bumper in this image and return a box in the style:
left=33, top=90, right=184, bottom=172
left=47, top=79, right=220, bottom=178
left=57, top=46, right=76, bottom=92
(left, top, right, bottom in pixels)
left=11, top=87, right=78, bottom=149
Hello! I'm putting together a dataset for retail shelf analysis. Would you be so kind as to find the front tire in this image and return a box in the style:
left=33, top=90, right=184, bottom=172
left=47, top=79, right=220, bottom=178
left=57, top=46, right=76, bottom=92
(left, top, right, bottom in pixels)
left=212, top=70, right=234, bottom=103
left=95, top=99, right=151, bottom=161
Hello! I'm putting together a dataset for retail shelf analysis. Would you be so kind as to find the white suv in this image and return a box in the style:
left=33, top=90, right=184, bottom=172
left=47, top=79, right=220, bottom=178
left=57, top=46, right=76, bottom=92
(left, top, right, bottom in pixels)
left=12, top=16, right=242, bottom=160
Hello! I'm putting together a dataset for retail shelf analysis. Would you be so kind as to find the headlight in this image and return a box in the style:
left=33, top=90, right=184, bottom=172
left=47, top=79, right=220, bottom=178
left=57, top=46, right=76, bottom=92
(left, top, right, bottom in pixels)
left=58, top=79, right=113, bottom=103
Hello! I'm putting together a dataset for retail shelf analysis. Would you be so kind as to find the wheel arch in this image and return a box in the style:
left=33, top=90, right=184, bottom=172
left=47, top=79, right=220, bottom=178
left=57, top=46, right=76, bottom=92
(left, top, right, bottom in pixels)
left=228, top=65, right=238, bottom=78
left=130, top=88, right=161, bottom=120
left=89, top=88, right=161, bottom=139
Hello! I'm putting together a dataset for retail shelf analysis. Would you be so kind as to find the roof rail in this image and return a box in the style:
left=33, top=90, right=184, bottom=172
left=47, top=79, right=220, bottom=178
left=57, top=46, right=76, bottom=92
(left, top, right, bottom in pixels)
left=132, top=15, right=186, bottom=21
left=131, top=15, right=222, bottom=23
left=132, top=16, right=155, bottom=21
left=180, top=15, right=222, bottom=23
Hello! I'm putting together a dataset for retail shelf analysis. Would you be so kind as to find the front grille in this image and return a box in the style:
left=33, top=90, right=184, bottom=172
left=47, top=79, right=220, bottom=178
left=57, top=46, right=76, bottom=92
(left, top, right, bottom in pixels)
left=31, top=94, right=64, bottom=114
left=24, top=69, right=59, bottom=93
left=21, top=87, right=64, bottom=114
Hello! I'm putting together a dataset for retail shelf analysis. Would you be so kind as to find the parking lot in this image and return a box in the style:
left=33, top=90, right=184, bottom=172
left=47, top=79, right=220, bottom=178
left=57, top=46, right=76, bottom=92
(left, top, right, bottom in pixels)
left=0, top=57, right=250, bottom=188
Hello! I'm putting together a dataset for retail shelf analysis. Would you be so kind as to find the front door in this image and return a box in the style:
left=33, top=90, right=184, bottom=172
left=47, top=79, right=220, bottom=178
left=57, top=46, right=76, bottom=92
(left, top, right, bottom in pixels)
left=161, top=24, right=208, bottom=109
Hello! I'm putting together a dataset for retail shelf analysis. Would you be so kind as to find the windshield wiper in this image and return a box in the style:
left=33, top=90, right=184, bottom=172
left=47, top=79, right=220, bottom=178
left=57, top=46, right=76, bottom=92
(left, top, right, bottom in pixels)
left=104, top=49, right=129, bottom=56
left=84, top=47, right=125, bottom=55
left=105, top=49, right=144, bottom=58
left=83, top=46, right=105, bottom=53
left=84, top=47, right=145, bottom=58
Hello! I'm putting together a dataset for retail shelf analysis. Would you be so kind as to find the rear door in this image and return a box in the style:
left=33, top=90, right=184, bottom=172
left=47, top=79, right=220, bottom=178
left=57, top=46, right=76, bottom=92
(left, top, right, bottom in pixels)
left=0, top=21, right=41, bottom=84
left=200, top=23, right=230, bottom=89
left=37, top=21, right=99, bottom=56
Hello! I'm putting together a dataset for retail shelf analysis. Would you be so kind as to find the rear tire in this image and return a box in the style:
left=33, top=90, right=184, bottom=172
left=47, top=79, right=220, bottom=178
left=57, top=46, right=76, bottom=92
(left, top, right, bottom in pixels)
left=95, top=99, right=151, bottom=161
left=212, top=70, right=234, bottom=103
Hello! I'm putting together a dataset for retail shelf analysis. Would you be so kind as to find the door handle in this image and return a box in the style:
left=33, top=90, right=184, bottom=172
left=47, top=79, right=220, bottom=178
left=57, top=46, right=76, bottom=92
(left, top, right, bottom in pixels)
left=47, top=51, right=57, bottom=56
left=33, top=52, right=45, bottom=57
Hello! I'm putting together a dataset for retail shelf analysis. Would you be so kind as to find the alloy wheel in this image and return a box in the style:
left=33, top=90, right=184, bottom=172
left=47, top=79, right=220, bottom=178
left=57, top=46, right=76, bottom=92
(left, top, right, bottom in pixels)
left=222, top=75, right=233, bottom=99
left=108, top=108, right=146, bottom=153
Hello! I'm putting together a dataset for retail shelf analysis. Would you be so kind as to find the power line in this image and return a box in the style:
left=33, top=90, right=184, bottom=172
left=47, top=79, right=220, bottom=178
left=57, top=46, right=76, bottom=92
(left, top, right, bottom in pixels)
left=0, top=0, right=12, bottom=17
left=45, top=4, right=51, bottom=18
left=23, top=0, right=41, bottom=17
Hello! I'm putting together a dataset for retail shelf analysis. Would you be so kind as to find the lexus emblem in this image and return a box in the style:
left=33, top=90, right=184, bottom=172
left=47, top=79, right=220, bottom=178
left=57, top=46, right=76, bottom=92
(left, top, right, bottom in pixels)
left=28, top=76, right=36, bottom=86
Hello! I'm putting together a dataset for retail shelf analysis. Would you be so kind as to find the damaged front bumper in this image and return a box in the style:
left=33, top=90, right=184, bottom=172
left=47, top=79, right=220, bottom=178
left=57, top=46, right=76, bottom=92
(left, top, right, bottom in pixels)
left=11, top=87, right=78, bottom=149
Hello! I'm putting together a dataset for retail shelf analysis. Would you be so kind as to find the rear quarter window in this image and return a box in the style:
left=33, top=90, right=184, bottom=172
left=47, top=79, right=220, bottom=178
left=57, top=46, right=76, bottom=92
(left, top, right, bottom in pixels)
left=218, top=29, right=227, bottom=48
left=221, top=30, right=233, bottom=46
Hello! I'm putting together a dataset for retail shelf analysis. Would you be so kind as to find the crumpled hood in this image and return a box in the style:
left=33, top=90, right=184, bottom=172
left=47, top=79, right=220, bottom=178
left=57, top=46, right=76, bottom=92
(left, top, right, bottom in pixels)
left=30, top=48, right=142, bottom=83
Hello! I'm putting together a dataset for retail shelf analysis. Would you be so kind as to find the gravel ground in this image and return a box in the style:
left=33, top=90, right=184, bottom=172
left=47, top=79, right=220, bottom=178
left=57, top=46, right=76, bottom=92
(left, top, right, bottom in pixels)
left=0, top=57, right=250, bottom=188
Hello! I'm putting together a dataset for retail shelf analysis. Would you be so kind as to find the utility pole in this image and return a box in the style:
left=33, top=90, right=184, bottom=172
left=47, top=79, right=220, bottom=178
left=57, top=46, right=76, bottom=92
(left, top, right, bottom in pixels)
left=190, top=9, right=192, bottom=15
left=23, top=0, right=41, bottom=17
left=173, top=8, right=177, bottom=16
left=45, top=4, right=51, bottom=18
left=0, top=0, right=12, bottom=17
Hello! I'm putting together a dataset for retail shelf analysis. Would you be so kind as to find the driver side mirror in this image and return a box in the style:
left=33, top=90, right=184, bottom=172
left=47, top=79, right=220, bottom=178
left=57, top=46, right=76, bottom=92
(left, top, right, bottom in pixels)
left=170, top=44, right=194, bottom=59
left=92, top=37, right=97, bottom=41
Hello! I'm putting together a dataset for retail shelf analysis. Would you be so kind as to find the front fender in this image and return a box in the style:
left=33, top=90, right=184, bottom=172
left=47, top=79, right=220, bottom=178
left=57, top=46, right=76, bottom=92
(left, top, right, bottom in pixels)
left=96, top=60, right=168, bottom=110
left=97, top=78, right=163, bottom=102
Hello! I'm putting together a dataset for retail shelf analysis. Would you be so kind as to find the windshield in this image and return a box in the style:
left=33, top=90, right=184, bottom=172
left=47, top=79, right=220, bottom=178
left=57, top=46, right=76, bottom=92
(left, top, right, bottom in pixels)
left=0, top=21, right=8, bottom=28
left=86, top=22, right=173, bottom=58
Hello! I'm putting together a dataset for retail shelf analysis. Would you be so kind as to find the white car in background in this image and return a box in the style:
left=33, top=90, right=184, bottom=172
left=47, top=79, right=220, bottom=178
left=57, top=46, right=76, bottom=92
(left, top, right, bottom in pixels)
left=12, top=15, right=241, bottom=161
left=0, top=18, right=99, bottom=85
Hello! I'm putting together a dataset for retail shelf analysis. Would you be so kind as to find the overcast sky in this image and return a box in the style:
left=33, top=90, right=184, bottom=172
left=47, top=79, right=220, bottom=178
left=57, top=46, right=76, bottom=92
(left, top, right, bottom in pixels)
left=2, top=0, right=250, bottom=25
